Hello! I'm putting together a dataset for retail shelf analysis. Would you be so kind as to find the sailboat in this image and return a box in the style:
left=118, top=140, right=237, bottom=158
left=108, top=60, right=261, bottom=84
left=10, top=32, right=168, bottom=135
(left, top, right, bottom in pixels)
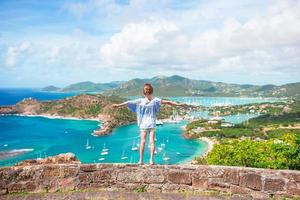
left=98, top=157, right=105, bottom=161
left=160, top=138, right=166, bottom=147
left=102, top=143, right=109, bottom=152
left=131, top=141, right=138, bottom=151
left=121, top=150, right=128, bottom=160
left=85, top=139, right=92, bottom=150
left=163, top=152, right=170, bottom=161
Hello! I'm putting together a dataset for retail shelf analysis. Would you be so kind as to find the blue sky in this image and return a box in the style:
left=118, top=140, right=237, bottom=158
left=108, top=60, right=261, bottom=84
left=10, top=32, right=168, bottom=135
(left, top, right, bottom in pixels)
left=0, top=0, right=300, bottom=87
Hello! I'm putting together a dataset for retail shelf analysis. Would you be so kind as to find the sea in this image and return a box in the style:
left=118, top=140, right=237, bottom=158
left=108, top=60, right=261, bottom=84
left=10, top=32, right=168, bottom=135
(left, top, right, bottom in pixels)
left=0, top=88, right=279, bottom=166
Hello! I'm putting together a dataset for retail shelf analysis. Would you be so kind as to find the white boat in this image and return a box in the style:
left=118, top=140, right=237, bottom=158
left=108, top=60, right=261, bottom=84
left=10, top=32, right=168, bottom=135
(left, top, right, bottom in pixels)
left=100, top=151, right=108, bottom=156
left=121, top=150, right=128, bottom=160
left=121, top=156, right=128, bottom=160
left=156, top=120, right=163, bottom=125
left=102, top=143, right=109, bottom=152
left=98, top=158, right=105, bottom=161
left=85, top=139, right=92, bottom=150
left=163, top=153, right=170, bottom=161
left=4, top=144, right=8, bottom=147
left=131, top=146, right=138, bottom=151
left=154, top=150, right=158, bottom=154
left=176, top=152, right=180, bottom=155
left=131, top=141, right=138, bottom=151
left=157, top=147, right=163, bottom=151
left=160, top=139, right=166, bottom=147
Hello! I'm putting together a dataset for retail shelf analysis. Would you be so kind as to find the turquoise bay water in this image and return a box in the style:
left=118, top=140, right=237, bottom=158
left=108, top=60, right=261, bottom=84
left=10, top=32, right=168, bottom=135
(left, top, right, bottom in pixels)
left=0, top=90, right=279, bottom=167
left=0, top=116, right=204, bottom=166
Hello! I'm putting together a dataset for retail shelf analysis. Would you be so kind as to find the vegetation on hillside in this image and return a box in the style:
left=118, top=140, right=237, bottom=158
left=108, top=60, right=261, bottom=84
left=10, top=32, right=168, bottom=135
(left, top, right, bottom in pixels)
left=190, top=100, right=300, bottom=170
left=196, top=133, right=300, bottom=170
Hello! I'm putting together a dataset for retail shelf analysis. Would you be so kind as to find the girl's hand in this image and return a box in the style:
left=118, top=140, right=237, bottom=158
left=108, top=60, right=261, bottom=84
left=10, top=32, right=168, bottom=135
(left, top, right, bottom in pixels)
left=111, top=104, right=120, bottom=108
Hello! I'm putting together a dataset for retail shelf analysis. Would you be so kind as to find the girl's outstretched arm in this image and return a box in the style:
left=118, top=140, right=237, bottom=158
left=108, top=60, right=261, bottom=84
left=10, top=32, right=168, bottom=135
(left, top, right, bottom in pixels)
left=111, top=102, right=127, bottom=108
left=161, top=100, right=187, bottom=106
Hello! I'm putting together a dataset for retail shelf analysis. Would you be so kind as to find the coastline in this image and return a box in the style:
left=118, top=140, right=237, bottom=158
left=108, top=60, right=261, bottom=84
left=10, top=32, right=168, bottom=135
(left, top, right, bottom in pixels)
left=183, top=137, right=216, bottom=165
left=1, top=113, right=106, bottom=136
left=12, top=113, right=101, bottom=122
left=198, top=137, right=215, bottom=157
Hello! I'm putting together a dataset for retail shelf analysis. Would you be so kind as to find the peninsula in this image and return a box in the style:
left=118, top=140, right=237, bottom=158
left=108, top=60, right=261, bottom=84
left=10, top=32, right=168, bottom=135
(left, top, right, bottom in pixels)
left=0, top=94, right=196, bottom=136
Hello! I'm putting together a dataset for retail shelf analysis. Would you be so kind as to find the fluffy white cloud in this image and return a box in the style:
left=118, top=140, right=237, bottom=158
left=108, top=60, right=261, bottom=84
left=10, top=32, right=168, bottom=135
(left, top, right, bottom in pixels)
left=100, top=19, right=179, bottom=67
left=5, top=41, right=32, bottom=67
left=98, top=0, right=300, bottom=76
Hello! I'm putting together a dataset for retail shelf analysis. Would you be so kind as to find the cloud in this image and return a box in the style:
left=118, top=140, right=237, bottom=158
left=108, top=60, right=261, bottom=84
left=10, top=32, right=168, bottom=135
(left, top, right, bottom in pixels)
left=98, top=0, right=300, bottom=76
left=5, top=41, right=32, bottom=67
left=1, top=0, right=300, bottom=86
left=100, top=19, right=179, bottom=67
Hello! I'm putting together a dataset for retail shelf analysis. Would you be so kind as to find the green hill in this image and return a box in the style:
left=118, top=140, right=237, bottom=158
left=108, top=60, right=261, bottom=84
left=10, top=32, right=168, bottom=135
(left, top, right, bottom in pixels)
left=41, top=75, right=300, bottom=98
left=103, top=75, right=300, bottom=98
left=42, top=81, right=124, bottom=93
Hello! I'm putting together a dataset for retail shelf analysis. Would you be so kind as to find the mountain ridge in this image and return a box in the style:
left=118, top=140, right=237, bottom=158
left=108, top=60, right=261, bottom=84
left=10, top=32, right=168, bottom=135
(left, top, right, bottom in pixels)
left=41, top=75, right=300, bottom=98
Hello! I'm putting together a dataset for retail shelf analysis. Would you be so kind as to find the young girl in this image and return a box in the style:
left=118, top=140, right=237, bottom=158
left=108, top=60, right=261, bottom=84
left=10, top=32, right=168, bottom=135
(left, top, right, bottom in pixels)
left=112, top=83, right=186, bottom=165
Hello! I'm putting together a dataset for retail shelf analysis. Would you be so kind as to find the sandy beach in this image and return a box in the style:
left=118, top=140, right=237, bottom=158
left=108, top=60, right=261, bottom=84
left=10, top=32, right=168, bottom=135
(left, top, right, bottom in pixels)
left=198, top=137, right=216, bottom=157
left=183, top=137, right=216, bottom=165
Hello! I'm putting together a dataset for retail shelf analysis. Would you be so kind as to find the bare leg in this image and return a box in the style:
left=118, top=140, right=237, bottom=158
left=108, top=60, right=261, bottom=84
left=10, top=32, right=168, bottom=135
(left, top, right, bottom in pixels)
left=138, top=130, right=147, bottom=164
left=149, top=129, right=155, bottom=165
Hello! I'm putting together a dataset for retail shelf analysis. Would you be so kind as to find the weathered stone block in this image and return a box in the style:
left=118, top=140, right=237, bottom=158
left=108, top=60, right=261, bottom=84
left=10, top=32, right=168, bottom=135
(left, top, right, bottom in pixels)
left=146, top=184, right=162, bottom=192
left=230, top=185, right=251, bottom=194
left=161, top=183, right=180, bottom=192
left=57, top=177, right=77, bottom=191
left=93, top=169, right=113, bottom=182
left=286, top=182, right=300, bottom=197
left=208, top=178, right=230, bottom=192
left=250, top=191, right=270, bottom=199
left=41, top=165, right=60, bottom=178
left=223, top=169, right=240, bottom=185
left=168, top=171, right=191, bottom=185
left=8, top=181, right=37, bottom=193
left=192, top=177, right=208, bottom=190
left=264, top=178, right=285, bottom=192
left=59, top=166, right=79, bottom=178
left=240, top=173, right=262, bottom=191
left=143, top=169, right=165, bottom=184
left=78, top=172, right=94, bottom=183
left=80, top=164, right=97, bottom=172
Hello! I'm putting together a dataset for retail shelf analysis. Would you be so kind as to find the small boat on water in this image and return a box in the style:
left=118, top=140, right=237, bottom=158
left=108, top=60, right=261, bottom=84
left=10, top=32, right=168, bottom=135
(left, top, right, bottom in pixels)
left=176, top=152, right=180, bottom=155
left=156, top=120, right=163, bottom=125
left=121, top=150, right=128, bottom=160
left=163, top=153, right=170, bottom=161
left=98, top=158, right=105, bottom=161
left=157, top=146, right=163, bottom=151
left=100, top=151, right=108, bottom=156
left=131, top=146, right=138, bottom=151
left=131, top=141, right=138, bottom=151
left=85, top=139, right=92, bottom=150
left=102, top=143, right=109, bottom=152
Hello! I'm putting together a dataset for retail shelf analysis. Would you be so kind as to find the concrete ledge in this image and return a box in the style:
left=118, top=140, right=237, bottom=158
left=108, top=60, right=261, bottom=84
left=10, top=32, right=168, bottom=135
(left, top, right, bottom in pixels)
left=0, top=163, right=299, bottom=199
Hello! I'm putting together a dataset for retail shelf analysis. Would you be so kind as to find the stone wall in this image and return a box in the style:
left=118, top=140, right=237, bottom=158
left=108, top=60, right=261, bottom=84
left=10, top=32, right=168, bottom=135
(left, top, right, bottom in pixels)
left=0, top=163, right=299, bottom=199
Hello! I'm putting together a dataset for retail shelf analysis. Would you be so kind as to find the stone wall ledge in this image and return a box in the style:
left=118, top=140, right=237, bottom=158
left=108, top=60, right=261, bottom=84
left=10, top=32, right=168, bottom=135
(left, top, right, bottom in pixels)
left=1, top=163, right=299, bottom=199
